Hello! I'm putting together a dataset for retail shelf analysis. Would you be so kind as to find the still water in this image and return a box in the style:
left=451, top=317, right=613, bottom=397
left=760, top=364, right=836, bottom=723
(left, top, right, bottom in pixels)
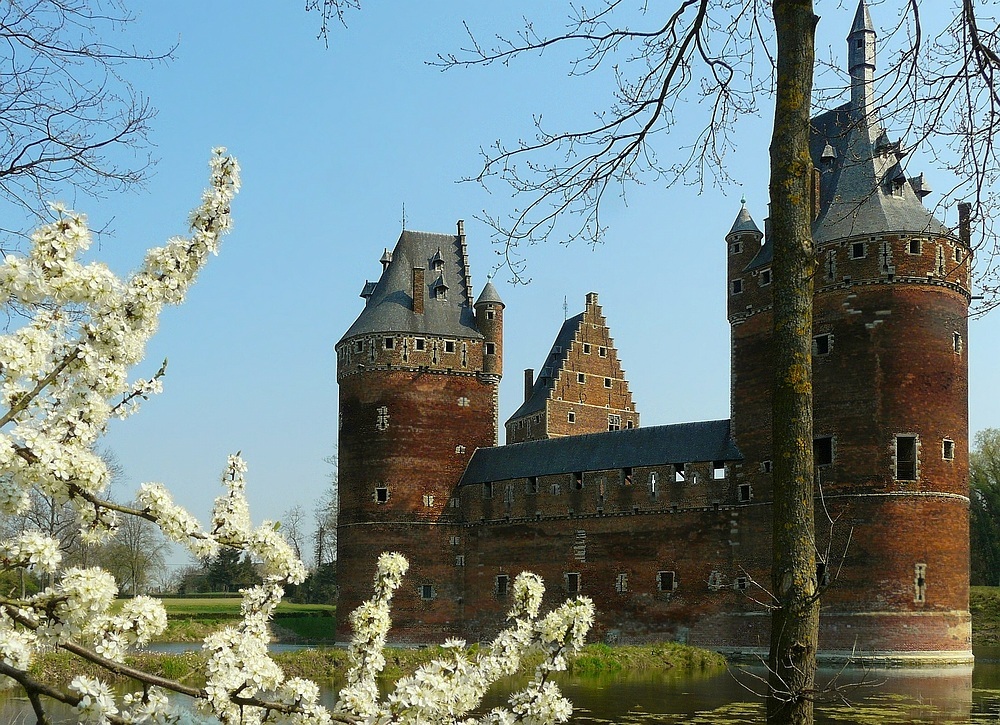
left=6, top=649, right=1000, bottom=723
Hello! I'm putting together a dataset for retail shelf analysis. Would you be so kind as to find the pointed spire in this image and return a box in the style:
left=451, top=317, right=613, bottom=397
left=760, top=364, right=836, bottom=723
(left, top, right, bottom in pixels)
left=848, top=0, right=876, bottom=122
left=728, top=204, right=762, bottom=238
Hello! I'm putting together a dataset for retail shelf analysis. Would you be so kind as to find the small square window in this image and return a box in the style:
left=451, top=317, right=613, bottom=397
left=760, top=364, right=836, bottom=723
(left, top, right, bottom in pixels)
left=761, top=460, right=773, bottom=473
left=455, top=555, right=465, bottom=566
left=814, top=436, right=834, bottom=466
left=496, top=574, right=509, bottom=596
left=486, top=309, right=495, bottom=320
left=760, top=268, right=772, bottom=286
left=450, top=535, right=460, bottom=546
left=735, top=576, right=749, bottom=591
left=414, top=338, right=425, bottom=351
left=626, top=420, right=634, bottom=429
left=565, top=572, right=580, bottom=593
left=738, top=483, right=752, bottom=502
left=375, top=487, right=388, bottom=503
left=598, top=346, right=607, bottom=357
left=583, top=343, right=591, bottom=354
left=604, top=377, right=613, bottom=388
left=384, top=337, right=395, bottom=350
left=813, top=333, right=832, bottom=356
left=908, top=239, right=922, bottom=255
left=420, top=584, right=434, bottom=600
left=567, top=411, right=576, bottom=424
left=730, top=241, right=743, bottom=255
left=657, top=570, right=676, bottom=592
left=354, top=340, right=364, bottom=354
left=578, top=372, right=586, bottom=384
left=943, top=439, right=955, bottom=461
left=731, top=279, right=743, bottom=295
left=444, top=340, right=455, bottom=353
left=713, top=461, right=726, bottom=480
left=851, top=242, right=865, bottom=259
left=485, top=342, right=496, bottom=355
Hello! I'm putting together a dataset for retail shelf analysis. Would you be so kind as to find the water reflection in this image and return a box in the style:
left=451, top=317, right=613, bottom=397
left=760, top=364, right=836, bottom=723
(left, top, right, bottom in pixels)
left=4, top=650, right=999, bottom=723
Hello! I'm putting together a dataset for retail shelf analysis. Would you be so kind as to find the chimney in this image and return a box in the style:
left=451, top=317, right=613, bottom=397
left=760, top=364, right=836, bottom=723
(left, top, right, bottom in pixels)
left=959, top=202, right=971, bottom=247
left=457, top=219, right=465, bottom=239
left=412, top=267, right=425, bottom=314
left=812, top=167, right=821, bottom=220
left=524, top=369, right=534, bottom=402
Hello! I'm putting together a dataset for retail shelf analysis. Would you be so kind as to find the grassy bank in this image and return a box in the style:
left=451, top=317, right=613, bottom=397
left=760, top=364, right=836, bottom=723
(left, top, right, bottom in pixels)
left=157, top=597, right=336, bottom=643
left=31, top=641, right=726, bottom=690
left=971, top=586, right=1000, bottom=645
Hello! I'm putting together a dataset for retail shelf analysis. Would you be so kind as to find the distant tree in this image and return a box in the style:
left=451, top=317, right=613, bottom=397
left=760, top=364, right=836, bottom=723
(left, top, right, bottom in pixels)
left=206, top=548, right=257, bottom=593
left=313, top=454, right=338, bottom=567
left=0, top=1, right=172, bottom=241
left=281, top=504, right=307, bottom=563
left=971, top=429, right=1000, bottom=586
left=95, top=501, right=168, bottom=595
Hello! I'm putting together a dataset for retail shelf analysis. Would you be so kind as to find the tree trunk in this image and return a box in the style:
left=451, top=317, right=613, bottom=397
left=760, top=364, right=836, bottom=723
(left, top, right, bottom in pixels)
left=767, top=1, right=819, bottom=724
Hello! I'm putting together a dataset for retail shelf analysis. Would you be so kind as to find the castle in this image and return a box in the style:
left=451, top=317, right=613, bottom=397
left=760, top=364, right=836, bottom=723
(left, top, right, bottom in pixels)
left=336, top=1, right=973, bottom=662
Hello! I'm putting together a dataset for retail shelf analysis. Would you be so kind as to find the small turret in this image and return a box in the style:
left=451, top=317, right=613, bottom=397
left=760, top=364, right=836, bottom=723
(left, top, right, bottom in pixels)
left=475, top=280, right=504, bottom=379
left=725, top=202, right=763, bottom=323
left=848, top=0, right=876, bottom=122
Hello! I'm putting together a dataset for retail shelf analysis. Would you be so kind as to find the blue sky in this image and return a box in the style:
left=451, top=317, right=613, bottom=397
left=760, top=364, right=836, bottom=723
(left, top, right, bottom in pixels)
left=10, top=2, right=996, bottom=569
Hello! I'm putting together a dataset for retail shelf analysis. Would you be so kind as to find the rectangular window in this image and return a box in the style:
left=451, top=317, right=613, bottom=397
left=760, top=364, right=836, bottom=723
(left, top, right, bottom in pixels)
left=674, top=464, right=686, bottom=483
left=759, top=268, right=772, bottom=286
left=943, top=439, right=955, bottom=461
left=376, top=487, right=388, bottom=503
left=449, top=497, right=460, bottom=508
left=953, top=332, right=963, bottom=354
left=622, top=467, right=633, bottom=486
left=761, top=460, right=773, bottom=473
left=896, top=435, right=918, bottom=480
left=528, top=476, right=538, bottom=493
left=496, top=574, right=509, bottom=596
left=851, top=241, right=865, bottom=259
left=657, top=570, right=676, bottom=592
left=730, top=241, right=743, bottom=255
left=604, top=377, right=613, bottom=388
left=383, top=337, right=395, bottom=350
left=615, top=573, right=628, bottom=593
left=814, top=436, right=834, bottom=466
left=598, top=346, right=608, bottom=357
left=955, top=247, right=962, bottom=262
left=578, top=372, right=586, bottom=384
left=583, top=343, right=591, bottom=354
left=455, top=555, right=465, bottom=566
left=422, top=494, right=434, bottom=507
left=738, top=483, right=752, bottom=502
left=354, top=340, right=364, bottom=354
left=813, top=333, right=832, bottom=356
left=450, top=536, right=460, bottom=546
left=567, top=411, right=576, bottom=424
left=731, top=279, right=743, bottom=295
left=735, top=576, right=749, bottom=591
left=420, top=585, right=434, bottom=600
left=485, top=342, right=496, bottom=355
left=565, top=572, right=580, bottom=593
left=414, top=338, right=425, bottom=351
left=608, top=414, right=622, bottom=431
left=486, top=308, right=495, bottom=320
left=551, top=483, right=561, bottom=495
left=483, top=482, right=493, bottom=499
left=908, top=239, right=922, bottom=255
left=914, top=563, right=927, bottom=603
left=707, top=570, right=724, bottom=591
left=649, top=471, right=658, bottom=498
left=713, top=461, right=726, bottom=480
left=444, top=340, right=455, bottom=353
left=573, top=472, right=583, bottom=490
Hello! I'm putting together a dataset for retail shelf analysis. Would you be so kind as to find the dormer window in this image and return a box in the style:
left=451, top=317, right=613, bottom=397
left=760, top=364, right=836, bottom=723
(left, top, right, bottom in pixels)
left=432, top=275, right=449, bottom=300
left=430, top=248, right=445, bottom=272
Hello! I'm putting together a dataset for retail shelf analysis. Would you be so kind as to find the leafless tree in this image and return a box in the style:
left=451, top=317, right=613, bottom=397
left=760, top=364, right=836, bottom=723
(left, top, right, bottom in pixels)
left=314, top=454, right=338, bottom=566
left=304, top=0, right=361, bottom=46
left=0, top=0, right=172, bottom=241
left=96, top=501, right=168, bottom=596
left=281, top=504, right=308, bottom=564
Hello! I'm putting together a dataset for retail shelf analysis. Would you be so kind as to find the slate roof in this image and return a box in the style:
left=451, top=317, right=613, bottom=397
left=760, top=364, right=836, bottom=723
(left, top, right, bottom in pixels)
left=460, top=420, right=741, bottom=485
left=340, top=230, right=483, bottom=342
left=475, top=280, right=504, bottom=307
left=809, top=105, right=949, bottom=244
left=728, top=205, right=762, bottom=237
left=507, top=313, right=583, bottom=421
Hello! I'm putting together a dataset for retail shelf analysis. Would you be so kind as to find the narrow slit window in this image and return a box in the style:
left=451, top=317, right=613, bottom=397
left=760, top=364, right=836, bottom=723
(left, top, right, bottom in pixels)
left=953, top=332, right=963, bottom=354
left=573, top=472, right=583, bottom=490
left=914, top=563, right=927, bottom=603
left=615, top=572, right=628, bottom=593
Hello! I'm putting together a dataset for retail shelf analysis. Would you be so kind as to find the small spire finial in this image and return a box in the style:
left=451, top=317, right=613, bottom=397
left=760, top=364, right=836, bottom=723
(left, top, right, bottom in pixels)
left=563, top=295, right=568, bottom=321
left=401, top=202, right=406, bottom=231
left=741, top=195, right=746, bottom=206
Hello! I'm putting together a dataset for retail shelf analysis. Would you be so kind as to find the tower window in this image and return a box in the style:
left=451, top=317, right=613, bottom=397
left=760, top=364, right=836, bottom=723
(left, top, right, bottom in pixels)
left=851, top=242, right=865, bottom=259
left=567, top=411, right=576, bottom=423
left=759, top=268, right=772, bottom=286
left=649, top=472, right=658, bottom=498
left=414, top=338, right=425, bottom=351
left=813, top=333, right=833, bottom=356
left=814, top=436, right=834, bottom=466
left=955, top=247, right=962, bottom=262
left=713, top=461, right=726, bottom=480
left=384, top=337, right=395, bottom=350
left=420, top=585, right=435, bottom=600
left=657, top=570, right=677, bottom=592
left=485, top=342, right=495, bottom=355
left=376, top=405, right=389, bottom=432
left=608, top=414, right=622, bottom=431
left=604, top=377, right=613, bottom=388
left=914, top=563, right=927, bottom=603
left=731, top=279, right=743, bottom=295
left=496, top=574, right=509, bottom=596
left=908, top=239, right=922, bottom=255
left=444, top=340, right=455, bottom=353
left=578, top=373, right=586, bottom=384
left=730, top=241, right=743, bottom=255
left=761, top=460, right=773, bottom=473
left=565, top=572, right=580, bottom=593
left=483, top=482, right=494, bottom=499
left=486, top=309, right=495, bottom=320
left=943, top=439, right=955, bottom=461
left=895, top=435, right=918, bottom=481
left=375, top=487, right=388, bottom=504
left=953, top=332, right=963, bottom=354
left=615, top=573, right=628, bottom=593
left=598, top=346, right=608, bottom=357
left=738, top=483, right=752, bottom=502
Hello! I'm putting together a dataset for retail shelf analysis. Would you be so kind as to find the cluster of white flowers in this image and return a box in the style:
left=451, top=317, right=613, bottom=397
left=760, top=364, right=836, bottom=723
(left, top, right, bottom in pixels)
left=0, top=150, right=590, bottom=723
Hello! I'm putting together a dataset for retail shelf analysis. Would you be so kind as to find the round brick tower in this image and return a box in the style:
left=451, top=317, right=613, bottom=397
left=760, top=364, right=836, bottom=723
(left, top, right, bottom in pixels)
left=726, top=0, right=972, bottom=662
left=336, top=221, right=503, bottom=643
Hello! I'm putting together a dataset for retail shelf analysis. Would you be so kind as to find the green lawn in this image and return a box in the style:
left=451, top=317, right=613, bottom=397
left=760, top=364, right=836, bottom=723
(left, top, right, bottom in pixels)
left=153, top=597, right=336, bottom=642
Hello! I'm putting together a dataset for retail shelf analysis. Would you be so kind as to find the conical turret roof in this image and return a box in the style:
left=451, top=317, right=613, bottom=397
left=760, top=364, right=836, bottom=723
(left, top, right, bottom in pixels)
left=728, top=205, right=762, bottom=237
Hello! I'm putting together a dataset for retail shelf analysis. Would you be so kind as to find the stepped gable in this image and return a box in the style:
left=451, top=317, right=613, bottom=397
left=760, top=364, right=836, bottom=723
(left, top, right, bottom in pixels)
left=341, top=228, right=481, bottom=342
left=504, top=292, right=638, bottom=442
left=461, top=420, right=740, bottom=485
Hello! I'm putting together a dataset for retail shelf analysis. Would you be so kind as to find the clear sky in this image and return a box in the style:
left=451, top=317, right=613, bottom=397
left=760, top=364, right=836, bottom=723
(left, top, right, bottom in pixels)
left=9, top=2, right=996, bottom=570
